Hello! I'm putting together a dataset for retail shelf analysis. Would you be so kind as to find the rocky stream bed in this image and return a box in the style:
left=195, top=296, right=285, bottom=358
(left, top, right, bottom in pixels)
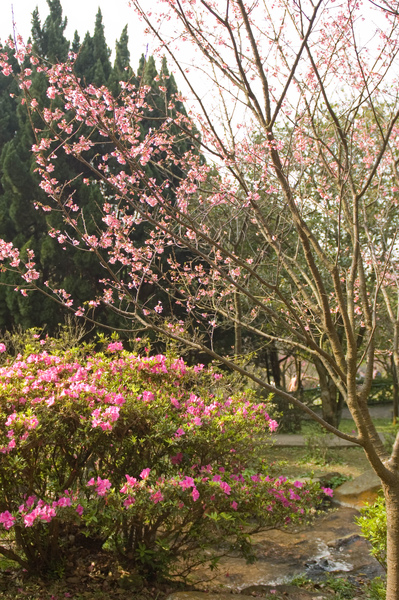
left=168, top=505, right=384, bottom=600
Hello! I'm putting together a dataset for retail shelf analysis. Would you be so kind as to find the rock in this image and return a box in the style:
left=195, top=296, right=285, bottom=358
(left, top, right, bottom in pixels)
left=241, top=584, right=332, bottom=598
left=333, top=470, right=381, bottom=508
left=167, top=591, right=331, bottom=600
left=326, top=534, right=361, bottom=549
left=167, top=593, right=251, bottom=600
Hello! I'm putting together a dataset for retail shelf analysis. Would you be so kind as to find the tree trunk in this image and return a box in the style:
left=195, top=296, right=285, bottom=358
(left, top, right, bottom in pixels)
left=315, top=358, right=342, bottom=428
left=392, top=353, right=399, bottom=424
left=233, top=291, right=242, bottom=357
left=384, top=481, right=399, bottom=600
left=269, top=342, right=281, bottom=388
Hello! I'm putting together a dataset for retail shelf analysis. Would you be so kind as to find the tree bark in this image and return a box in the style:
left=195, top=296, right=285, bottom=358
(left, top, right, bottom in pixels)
left=233, top=291, right=242, bottom=357
left=392, top=353, right=399, bottom=424
left=384, top=481, right=399, bottom=600
left=314, top=358, right=343, bottom=428
left=269, top=342, right=281, bottom=388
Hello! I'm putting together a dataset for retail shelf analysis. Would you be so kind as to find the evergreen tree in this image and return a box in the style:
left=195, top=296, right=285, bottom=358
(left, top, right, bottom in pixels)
left=31, top=0, right=69, bottom=62
left=0, top=1, right=71, bottom=329
left=109, top=25, right=134, bottom=93
left=114, top=25, right=131, bottom=78
left=74, top=9, right=111, bottom=85
left=71, top=31, right=80, bottom=55
left=0, top=46, right=19, bottom=166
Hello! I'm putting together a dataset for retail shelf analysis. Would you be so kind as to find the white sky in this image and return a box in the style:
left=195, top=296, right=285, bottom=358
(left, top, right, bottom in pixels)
left=1, top=0, right=151, bottom=68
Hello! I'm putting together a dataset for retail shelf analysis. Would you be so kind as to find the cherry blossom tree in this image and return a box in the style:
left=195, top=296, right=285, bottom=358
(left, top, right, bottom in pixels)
left=3, top=0, right=399, bottom=596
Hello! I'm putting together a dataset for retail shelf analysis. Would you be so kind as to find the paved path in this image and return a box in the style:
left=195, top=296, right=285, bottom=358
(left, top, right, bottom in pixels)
left=271, top=403, right=392, bottom=447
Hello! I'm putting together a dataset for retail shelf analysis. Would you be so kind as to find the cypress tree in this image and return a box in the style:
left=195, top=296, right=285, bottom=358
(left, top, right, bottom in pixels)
left=75, top=9, right=111, bottom=85
left=32, top=0, right=69, bottom=62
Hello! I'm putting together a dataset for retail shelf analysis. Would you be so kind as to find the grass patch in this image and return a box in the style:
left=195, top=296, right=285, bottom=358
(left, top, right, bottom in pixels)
left=288, top=574, right=386, bottom=599
left=267, top=444, right=370, bottom=480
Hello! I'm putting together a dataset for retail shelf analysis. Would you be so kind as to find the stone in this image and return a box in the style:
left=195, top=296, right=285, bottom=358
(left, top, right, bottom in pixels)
left=167, top=591, right=332, bottom=600
left=241, top=584, right=332, bottom=598
left=333, top=470, right=381, bottom=508
left=167, top=593, right=252, bottom=600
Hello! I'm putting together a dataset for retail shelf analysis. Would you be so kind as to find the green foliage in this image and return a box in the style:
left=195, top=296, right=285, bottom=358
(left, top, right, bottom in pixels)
left=324, top=575, right=356, bottom=599
left=356, top=495, right=387, bottom=571
left=367, top=577, right=386, bottom=600
left=303, top=425, right=333, bottom=465
left=31, top=0, right=69, bottom=62
left=325, top=473, right=350, bottom=488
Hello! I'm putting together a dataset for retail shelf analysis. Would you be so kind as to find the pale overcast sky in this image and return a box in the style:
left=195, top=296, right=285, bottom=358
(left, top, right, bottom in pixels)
left=1, top=0, right=151, bottom=67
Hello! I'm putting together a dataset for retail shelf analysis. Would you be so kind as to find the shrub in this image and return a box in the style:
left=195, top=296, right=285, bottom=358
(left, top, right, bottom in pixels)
left=356, top=495, right=387, bottom=571
left=0, top=339, right=323, bottom=580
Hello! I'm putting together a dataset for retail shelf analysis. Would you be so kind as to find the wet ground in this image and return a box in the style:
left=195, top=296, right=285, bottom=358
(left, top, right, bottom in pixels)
left=191, top=507, right=384, bottom=592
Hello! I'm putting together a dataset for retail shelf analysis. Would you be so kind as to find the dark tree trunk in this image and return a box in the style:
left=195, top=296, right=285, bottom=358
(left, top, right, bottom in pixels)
left=233, top=291, right=242, bottom=357
left=269, top=342, right=281, bottom=388
left=315, top=358, right=343, bottom=428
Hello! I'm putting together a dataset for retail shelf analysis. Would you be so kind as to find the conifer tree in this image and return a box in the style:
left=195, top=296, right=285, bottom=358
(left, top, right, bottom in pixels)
left=74, top=9, right=111, bottom=85
left=31, top=0, right=69, bottom=62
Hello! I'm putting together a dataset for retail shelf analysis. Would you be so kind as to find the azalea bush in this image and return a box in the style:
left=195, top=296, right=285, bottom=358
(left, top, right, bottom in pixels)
left=0, top=337, right=323, bottom=579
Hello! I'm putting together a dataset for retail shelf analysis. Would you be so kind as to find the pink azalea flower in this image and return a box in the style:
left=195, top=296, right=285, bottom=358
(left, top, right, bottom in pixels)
left=179, top=476, right=195, bottom=489
left=24, top=512, right=37, bottom=527
left=142, top=390, right=154, bottom=402
left=126, top=475, right=138, bottom=486
left=140, top=468, right=151, bottom=479
left=113, top=393, right=125, bottom=405
left=87, top=476, right=112, bottom=496
left=123, top=496, right=136, bottom=508
left=57, top=496, right=71, bottom=507
left=171, top=452, right=183, bottom=464
left=0, top=510, right=15, bottom=529
left=220, top=481, right=231, bottom=495
left=151, top=491, right=164, bottom=504
left=107, top=341, right=123, bottom=352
